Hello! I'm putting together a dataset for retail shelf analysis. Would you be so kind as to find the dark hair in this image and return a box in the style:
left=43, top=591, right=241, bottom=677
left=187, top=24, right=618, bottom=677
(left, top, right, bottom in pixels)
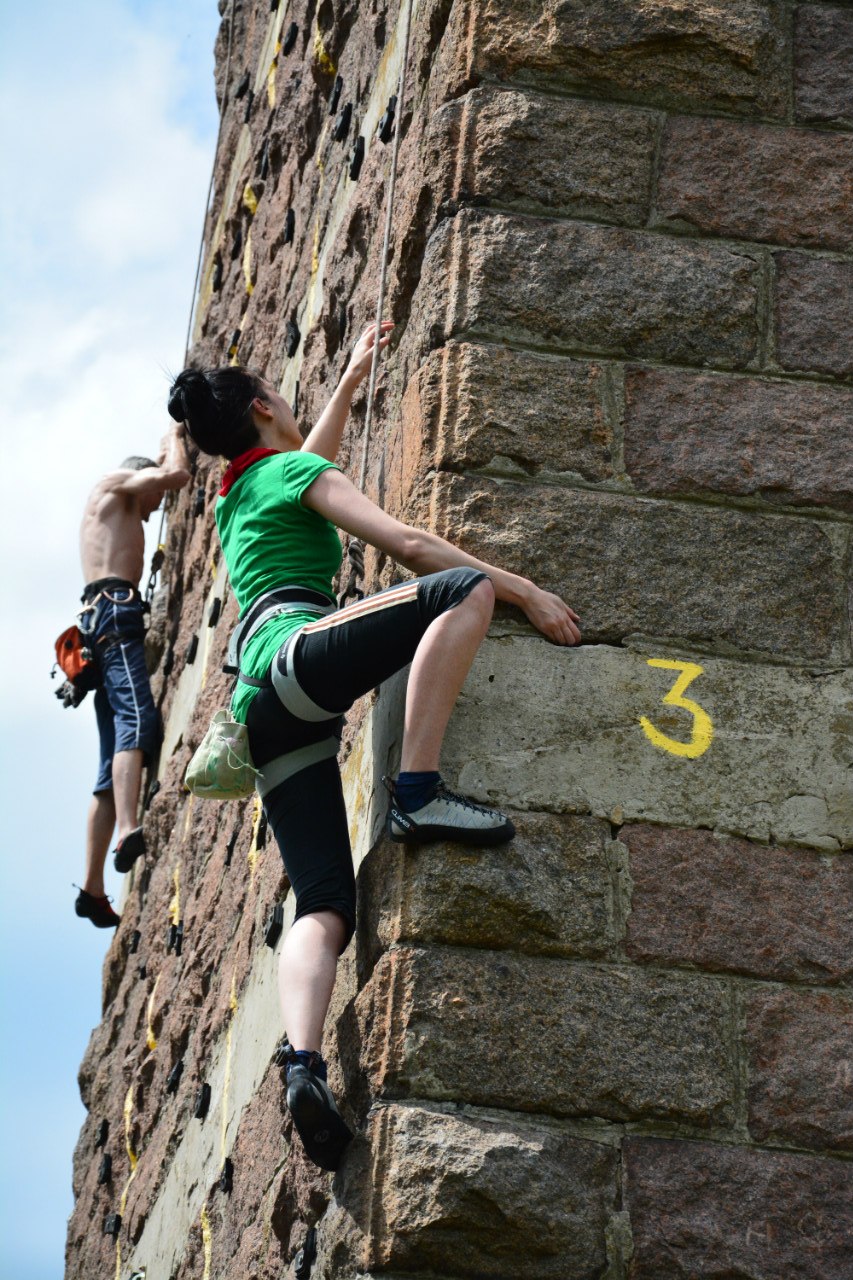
left=167, top=366, right=264, bottom=459
left=120, top=455, right=158, bottom=471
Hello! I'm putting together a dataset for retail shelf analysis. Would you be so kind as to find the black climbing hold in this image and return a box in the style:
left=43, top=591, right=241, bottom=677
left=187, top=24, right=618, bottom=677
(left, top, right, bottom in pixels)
left=338, top=304, right=347, bottom=344
left=219, top=1157, right=234, bottom=1194
left=231, top=225, right=243, bottom=261
left=264, top=902, right=284, bottom=948
left=328, top=75, right=343, bottom=115
left=194, top=1082, right=211, bottom=1120
left=174, top=922, right=184, bottom=957
left=212, top=257, right=223, bottom=292
left=104, top=1213, right=122, bottom=1238
left=284, top=207, right=295, bottom=244
left=186, top=635, right=199, bottom=666
left=208, top=597, right=222, bottom=627
left=193, top=486, right=205, bottom=517
left=332, top=102, right=352, bottom=142
left=282, top=21, right=298, bottom=53
left=235, top=70, right=250, bottom=100
left=225, top=829, right=240, bottom=867
left=166, top=1059, right=184, bottom=1095
left=244, top=89, right=254, bottom=123
left=97, top=1154, right=112, bottom=1186
left=129, top=930, right=141, bottom=955
left=271, top=0, right=279, bottom=10
left=228, top=329, right=241, bottom=358
left=162, top=647, right=175, bottom=678
left=285, top=320, right=301, bottom=358
left=145, top=779, right=161, bottom=811
left=166, top=920, right=184, bottom=957
left=349, top=136, right=365, bottom=181
left=138, top=964, right=147, bottom=980
left=294, top=1228, right=317, bottom=1279
left=256, top=812, right=268, bottom=847
left=258, top=138, right=270, bottom=179
left=293, top=381, right=300, bottom=417
left=95, top=1119, right=109, bottom=1150
left=378, top=95, right=397, bottom=144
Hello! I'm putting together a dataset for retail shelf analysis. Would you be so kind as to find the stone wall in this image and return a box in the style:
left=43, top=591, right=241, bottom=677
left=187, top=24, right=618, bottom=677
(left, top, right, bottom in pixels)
left=67, top=2, right=853, bottom=1277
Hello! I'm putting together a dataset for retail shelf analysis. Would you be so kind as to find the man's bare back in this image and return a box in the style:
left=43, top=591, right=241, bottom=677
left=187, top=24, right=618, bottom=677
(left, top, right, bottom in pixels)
left=79, top=426, right=191, bottom=584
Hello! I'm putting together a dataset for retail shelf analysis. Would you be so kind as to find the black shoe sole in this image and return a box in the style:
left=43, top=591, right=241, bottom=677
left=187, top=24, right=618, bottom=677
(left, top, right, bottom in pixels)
left=286, top=1073, right=353, bottom=1171
left=114, top=827, right=145, bottom=874
left=388, top=815, right=516, bottom=847
left=75, top=896, right=120, bottom=928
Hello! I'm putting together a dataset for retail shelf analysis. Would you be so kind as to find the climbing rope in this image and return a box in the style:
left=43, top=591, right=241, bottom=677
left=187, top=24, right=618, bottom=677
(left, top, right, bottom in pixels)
left=339, top=0, right=413, bottom=606
left=145, top=0, right=238, bottom=611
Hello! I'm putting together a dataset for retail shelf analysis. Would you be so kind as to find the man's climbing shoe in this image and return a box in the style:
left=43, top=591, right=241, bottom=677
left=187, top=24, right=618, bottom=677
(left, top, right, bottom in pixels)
left=75, top=889, right=120, bottom=929
left=114, top=826, right=145, bottom=874
left=276, top=1042, right=352, bottom=1172
left=384, top=776, right=515, bottom=846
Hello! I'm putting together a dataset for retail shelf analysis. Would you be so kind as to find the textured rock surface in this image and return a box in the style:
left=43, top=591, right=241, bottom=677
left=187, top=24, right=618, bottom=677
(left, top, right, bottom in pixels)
left=745, top=988, right=853, bottom=1151
left=359, top=947, right=736, bottom=1126
left=623, top=366, right=853, bottom=510
left=625, top=1137, right=853, bottom=1280
left=775, top=252, right=853, bottom=377
left=655, top=116, right=853, bottom=250
left=425, top=474, right=844, bottom=660
left=443, top=640, right=853, bottom=851
left=795, top=4, right=853, bottom=127
left=623, top=825, right=853, bottom=983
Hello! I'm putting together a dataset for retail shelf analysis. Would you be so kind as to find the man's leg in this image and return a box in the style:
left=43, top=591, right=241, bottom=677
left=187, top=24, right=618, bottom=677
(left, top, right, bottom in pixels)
left=83, top=790, right=116, bottom=897
left=112, top=748, right=144, bottom=841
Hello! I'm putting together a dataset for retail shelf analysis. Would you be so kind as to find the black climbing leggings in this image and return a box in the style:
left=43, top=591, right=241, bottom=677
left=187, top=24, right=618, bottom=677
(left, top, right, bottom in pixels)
left=245, top=567, right=487, bottom=948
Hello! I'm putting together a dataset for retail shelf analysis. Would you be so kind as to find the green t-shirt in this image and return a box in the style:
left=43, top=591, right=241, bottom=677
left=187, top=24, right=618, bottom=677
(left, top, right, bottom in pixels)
left=215, top=451, right=342, bottom=722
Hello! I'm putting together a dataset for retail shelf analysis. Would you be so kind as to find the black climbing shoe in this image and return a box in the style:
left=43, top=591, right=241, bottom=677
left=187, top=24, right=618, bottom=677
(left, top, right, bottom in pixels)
left=114, top=826, right=145, bottom=874
left=75, top=889, right=120, bottom=929
left=384, top=776, right=515, bottom=846
left=276, top=1042, right=352, bottom=1172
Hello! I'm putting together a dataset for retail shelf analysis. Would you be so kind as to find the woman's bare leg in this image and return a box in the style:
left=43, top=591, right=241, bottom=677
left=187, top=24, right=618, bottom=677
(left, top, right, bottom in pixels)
left=278, top=910, right=347, bottom=1050
left=400, top=577, right=494, bottom=772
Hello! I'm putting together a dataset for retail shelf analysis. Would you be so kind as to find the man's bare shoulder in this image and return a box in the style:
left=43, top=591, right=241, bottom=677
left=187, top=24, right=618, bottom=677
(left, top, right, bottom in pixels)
left=85, top=471, right=135, bottom=509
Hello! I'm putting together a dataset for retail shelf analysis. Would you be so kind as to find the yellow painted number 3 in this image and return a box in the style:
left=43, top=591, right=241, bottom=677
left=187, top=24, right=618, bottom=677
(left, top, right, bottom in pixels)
left=639, top=659, right=714, bottom=759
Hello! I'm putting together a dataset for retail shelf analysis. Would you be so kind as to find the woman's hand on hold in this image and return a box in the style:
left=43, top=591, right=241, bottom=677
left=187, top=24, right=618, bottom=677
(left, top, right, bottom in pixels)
left=522, top=585, right=582, bottom=646
left=344, top=322, right=394, bottom=387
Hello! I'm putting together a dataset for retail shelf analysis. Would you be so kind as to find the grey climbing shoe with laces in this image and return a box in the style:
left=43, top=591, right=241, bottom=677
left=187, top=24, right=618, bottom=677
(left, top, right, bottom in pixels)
left=384, top=776, right=515, bottom=846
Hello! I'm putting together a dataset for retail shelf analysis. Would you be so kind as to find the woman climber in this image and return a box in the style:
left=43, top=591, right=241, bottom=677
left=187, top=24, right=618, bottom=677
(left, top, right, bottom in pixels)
left=168, top=322, right=581, bottom=1171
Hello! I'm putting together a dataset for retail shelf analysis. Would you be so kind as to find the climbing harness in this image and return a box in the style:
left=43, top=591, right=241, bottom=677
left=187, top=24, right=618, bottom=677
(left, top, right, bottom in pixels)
left=223, top=585, right=336, bottom=675
left=338, top=0, right=414, bottom=606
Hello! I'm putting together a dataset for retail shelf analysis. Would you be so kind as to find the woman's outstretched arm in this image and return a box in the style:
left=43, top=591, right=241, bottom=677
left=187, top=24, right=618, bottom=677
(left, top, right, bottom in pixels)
left=300, top=322, right=393, bottom=462
left=304, top=468, right=581, bottom=646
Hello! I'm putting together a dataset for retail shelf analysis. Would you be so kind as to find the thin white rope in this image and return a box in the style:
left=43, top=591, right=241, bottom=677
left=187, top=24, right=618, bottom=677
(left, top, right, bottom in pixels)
left=182, top=0, right=238, bottom=364
left=357, top=0, right=414, bottom=493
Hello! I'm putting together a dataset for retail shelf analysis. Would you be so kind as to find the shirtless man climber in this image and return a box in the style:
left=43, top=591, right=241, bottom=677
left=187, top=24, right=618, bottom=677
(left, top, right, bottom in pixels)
left=74, top=422, right=191, bottom=928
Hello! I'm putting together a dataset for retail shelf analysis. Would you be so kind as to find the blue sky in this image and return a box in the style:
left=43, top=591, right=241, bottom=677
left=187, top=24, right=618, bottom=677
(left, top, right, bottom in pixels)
left=0, top=3, right=220, bottom=1275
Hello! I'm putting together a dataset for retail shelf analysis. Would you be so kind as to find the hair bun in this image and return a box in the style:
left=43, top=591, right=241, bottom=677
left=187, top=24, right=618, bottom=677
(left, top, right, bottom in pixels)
left=168, top=369, right=212, bottom=422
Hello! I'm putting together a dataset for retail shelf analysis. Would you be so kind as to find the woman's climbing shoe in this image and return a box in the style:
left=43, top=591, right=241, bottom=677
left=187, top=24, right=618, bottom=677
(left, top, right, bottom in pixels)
left=75, top=889, right=120, bottom=929
left=276, top=1042, right=352, bottom=1172
left=114, top=826, right=145, bottom=874
left=384, top=776, right=515, bottom=846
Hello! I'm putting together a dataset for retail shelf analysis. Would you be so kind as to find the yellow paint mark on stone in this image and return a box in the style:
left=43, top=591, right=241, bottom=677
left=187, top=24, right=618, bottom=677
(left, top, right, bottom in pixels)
left=243, top=228, right=254, bottom=295
left=115, top=1078, right=140, bottom=1280
left=639, top=658, right=714, bottom=759
left=146, top=974, right=161, bottom=1052
left=247, top=794, right=263, bottom=881
left=169, top=861, right=182, bottom=923
left=310, top=217, right=321, bottom=277
left=267, top=44, right=280, bottom=107
left=220, top=973, right=239, bottom=1164
left=242, top=183, right=258, bottom=216
left=201, top=1202, right=212, bottom=1280
left=313, top=24, right=337, bottom=76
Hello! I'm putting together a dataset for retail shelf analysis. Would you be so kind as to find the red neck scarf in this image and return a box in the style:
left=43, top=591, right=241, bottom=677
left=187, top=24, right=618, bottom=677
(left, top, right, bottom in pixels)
left=219, top=447, right=280, bottom=496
